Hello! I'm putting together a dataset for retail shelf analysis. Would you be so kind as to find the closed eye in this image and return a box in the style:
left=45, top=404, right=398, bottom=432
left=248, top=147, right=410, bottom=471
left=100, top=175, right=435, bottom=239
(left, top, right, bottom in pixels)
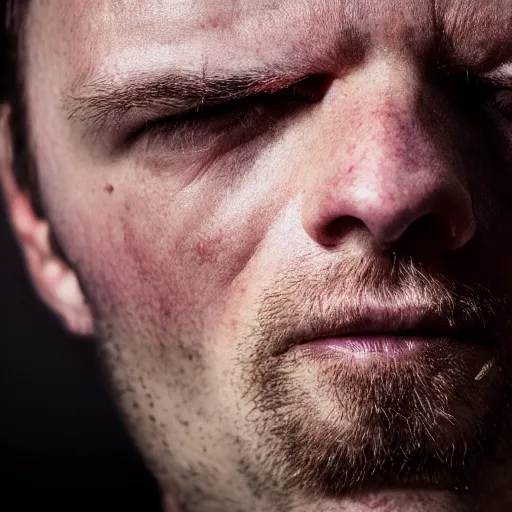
left=473, top=65, right=512, bottom=120
left=127, top=74, right=331, bottom=154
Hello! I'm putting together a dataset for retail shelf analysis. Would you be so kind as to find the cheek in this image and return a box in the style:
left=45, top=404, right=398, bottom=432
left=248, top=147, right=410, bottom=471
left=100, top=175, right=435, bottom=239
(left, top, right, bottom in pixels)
left=67, top=185, right=263, bottom=347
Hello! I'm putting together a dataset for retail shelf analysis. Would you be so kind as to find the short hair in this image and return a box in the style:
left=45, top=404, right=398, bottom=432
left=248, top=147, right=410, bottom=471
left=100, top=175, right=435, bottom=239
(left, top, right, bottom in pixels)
left=1, top=0, right=42, bottom=215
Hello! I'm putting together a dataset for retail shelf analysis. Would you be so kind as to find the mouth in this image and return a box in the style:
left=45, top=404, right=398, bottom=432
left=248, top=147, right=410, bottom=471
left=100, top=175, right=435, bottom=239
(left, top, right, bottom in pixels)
left=282, top=306, right=494, bottom=359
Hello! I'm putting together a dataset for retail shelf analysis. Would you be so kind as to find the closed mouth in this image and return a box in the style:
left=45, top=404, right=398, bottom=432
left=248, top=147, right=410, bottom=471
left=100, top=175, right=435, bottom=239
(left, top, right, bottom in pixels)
left=273, top=304, right=493, bottom=357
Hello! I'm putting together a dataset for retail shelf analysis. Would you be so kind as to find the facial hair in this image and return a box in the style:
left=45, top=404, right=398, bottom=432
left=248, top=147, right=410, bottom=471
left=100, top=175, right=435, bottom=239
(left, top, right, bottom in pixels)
left=239, top=251, right=512, bottom=502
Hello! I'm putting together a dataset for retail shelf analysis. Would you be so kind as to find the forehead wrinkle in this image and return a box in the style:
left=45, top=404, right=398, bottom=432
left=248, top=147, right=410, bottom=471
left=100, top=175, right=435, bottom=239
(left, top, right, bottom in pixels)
left=236, top=0, right=434, bottom=75
left=31, top=0, right=432, bottom=94
left=28, top=0, right=512, bottom=111
left=59, top=0, right=374, bottom=103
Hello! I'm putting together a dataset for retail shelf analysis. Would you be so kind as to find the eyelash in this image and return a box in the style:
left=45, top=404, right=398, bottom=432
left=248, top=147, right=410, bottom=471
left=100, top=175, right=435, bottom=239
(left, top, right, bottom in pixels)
left=130, top=75, right=512, bottom=154
left=131, top=77, right=329, bottom=153
left=141, top=101, right=268, bottom=152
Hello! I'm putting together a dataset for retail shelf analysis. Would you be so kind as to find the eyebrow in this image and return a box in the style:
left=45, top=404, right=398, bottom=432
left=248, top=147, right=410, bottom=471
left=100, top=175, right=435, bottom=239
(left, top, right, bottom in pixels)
left=63, top=66, right=303, bottom=137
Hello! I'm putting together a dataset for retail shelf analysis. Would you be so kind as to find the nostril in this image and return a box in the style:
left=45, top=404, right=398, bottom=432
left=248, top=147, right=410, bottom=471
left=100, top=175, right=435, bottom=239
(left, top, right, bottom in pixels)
left=394, top=213, right=454, bottom=255
left=324, top=217, right=366, bottom=245
left=322, top=213, right=454, bottom=254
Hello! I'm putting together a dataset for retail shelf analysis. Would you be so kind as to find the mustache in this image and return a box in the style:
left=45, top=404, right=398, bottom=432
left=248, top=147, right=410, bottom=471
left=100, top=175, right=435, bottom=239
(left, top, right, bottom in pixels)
left=253, top=252, right=511, bottom=357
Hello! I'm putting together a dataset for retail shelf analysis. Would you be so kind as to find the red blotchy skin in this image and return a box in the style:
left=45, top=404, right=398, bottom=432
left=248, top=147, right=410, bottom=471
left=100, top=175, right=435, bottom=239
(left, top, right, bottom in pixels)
left=193, top=233, right=224, bottom=266
left=202, top=6, right=240, bottom=31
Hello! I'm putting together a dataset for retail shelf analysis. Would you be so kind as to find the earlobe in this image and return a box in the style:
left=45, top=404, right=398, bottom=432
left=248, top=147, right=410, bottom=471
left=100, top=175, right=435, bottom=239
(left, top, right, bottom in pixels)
left=0, top=105, right=94, bottom=337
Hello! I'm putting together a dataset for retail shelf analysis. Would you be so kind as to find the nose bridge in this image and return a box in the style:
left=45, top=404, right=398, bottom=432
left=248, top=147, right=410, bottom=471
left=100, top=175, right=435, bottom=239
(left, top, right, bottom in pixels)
left=332, top=58, right=441, bottom=190
left=301, top=57, right=476, bottom=251
left=340, top=90, right=447, bottom=216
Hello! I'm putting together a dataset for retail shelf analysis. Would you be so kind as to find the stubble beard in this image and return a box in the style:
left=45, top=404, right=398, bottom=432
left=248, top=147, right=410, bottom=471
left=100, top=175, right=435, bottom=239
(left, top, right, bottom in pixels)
left=238, top=253, right=512, bottom=507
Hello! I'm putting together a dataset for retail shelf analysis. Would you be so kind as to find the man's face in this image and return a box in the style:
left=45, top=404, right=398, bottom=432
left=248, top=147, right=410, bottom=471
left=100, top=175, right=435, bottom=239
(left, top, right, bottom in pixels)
left=9, top=0, right=512, bottom=510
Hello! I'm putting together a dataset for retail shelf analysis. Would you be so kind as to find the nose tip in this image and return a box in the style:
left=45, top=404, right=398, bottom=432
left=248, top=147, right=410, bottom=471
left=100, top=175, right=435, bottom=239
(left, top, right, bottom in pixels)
left=307, top=173, right=476, bottom=254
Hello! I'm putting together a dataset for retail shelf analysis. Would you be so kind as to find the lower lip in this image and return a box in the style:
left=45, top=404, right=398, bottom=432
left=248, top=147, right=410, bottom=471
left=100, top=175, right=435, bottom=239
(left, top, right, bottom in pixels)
left=294, top=335, right=446, bottom=358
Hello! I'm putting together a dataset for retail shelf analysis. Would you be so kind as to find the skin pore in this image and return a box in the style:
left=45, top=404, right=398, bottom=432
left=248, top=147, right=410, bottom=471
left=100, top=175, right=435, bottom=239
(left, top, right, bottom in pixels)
left=3, top=0, right=512, bottom=511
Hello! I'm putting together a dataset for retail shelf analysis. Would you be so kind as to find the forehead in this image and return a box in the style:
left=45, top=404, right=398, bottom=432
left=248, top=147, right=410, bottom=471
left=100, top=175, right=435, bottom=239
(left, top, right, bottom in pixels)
left=26, top=0, right=512, bottom=88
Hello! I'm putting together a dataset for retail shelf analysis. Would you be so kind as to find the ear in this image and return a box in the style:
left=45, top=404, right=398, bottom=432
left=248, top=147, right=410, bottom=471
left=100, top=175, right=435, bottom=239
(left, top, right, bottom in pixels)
left=0, top=105, right=94, bottom=336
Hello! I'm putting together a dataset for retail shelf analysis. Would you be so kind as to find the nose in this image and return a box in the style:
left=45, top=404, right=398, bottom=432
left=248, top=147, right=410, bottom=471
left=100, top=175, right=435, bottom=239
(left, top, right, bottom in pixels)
left=301, top=60, right=476, bottom=254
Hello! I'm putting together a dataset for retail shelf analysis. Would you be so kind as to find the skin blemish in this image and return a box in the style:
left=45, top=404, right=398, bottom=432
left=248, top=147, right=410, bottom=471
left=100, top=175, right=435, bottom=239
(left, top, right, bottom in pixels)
left=192, top=229, right=226, bottom=266
left=104, top=184, right=114, bottom=194
left=203, top=6, right=237, bottom=31
left=194, top=239, right=218, bottom=265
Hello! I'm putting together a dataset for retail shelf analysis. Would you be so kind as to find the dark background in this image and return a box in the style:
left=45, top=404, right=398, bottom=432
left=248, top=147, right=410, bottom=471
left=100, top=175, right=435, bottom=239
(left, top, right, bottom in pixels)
left=0, top=2, right=161, bottom=508
left=0, top=205, right=161, bottom=507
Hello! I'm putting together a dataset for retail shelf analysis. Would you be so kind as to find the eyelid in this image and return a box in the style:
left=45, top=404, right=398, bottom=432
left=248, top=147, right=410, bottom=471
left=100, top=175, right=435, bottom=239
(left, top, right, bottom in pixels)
left=141, top=73, right=327, bottom=119
left=129, top=92, right=287, bottom=155
left=126, top=74, right=329, bottom=150
left=155, top=74, right=328, bottom=121
left=127, top=91, right=272, bottom=146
